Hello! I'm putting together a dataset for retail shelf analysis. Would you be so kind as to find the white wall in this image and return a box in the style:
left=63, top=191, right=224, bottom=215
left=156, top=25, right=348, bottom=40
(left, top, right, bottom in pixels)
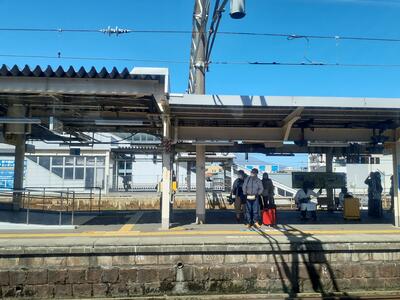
left=24, top=159, right=85, bottom=189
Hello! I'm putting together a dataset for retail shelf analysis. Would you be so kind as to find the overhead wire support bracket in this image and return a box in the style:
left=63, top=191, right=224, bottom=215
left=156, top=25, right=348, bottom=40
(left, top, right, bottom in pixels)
left=99, top=26, right=132, bottom=36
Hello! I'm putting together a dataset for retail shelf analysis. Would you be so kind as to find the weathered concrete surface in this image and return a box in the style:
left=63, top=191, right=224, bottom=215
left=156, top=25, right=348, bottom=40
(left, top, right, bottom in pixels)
left=0, top=232, right=399, bottom=298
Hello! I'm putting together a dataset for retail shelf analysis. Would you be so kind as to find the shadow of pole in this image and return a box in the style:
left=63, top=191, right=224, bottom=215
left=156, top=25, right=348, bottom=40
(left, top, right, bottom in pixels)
left=254, top=224, right=352, bottom=298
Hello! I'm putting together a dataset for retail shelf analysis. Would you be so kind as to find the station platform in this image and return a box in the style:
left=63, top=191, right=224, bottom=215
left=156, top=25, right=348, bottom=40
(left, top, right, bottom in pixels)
left=0, top=209, right=399, bottom=298
left=0, top=209, right=397, bottom=242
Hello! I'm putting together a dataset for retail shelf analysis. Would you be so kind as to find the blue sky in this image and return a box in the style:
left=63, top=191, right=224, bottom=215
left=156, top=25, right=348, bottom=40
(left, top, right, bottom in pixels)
left=2, top=0, right=400, bottom=168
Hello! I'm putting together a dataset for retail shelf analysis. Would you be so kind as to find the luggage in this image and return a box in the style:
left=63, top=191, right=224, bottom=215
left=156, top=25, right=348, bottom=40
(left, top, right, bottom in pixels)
left=344, top=197, right=360, bottom=220
left=262, top=208, right=277, bottom=226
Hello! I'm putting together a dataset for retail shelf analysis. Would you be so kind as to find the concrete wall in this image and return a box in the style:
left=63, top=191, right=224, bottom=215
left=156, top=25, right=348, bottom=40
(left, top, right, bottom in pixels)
left=0, top=241, right=399, bottom=298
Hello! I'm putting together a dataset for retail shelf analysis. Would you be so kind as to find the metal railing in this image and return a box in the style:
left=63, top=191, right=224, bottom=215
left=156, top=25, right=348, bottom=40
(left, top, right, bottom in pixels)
left=24, top=186, right=102, bottom=212
left=0, top=188, right=76, bottom=226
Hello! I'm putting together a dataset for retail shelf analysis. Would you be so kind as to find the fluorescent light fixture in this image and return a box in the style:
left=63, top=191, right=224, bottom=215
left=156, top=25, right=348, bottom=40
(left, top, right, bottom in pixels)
left=0, top=118, right=41, bottom=124
left=308, top=142, right=350, bottom=147
left=94, top=120, right=145, bottom=126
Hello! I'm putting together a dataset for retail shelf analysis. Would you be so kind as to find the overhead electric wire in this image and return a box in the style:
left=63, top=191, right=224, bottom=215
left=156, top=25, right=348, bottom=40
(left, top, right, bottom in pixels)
left=0, top=54, right=188, bottom=64
left=1, top=27, right=400, bottom=43
left=1, top=53, right=400, bottom=68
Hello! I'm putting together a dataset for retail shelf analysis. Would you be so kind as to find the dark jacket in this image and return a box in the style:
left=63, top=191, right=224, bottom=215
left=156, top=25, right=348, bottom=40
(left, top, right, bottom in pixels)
left=232, top=178, right=244, bottom=198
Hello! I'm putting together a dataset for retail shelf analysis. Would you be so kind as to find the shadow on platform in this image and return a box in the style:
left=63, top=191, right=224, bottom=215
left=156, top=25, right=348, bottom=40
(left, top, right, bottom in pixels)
left=0, top=208, right=394, bottom=228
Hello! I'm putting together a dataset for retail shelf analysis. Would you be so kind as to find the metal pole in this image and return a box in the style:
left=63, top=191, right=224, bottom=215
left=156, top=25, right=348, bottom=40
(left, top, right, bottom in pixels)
left=71, top=191, right=75, bottom=226
left=26, top=191, right=30, bottom=225
left=326, top=150, right=334, bottom=210
left=98, top=188, right=102, bottom=212
left=66, top=188, right=69, bottom=213
left=59, top=192, right=63, bottom=226
left=13, top=134, right=26, bottom=211
left=196, top=145, right=206, bottom=224
left=42, top=187, right=45, bottom=211
left=392, top=141, right=400, bottom=227
left=89, top=188, right=93, bottom=212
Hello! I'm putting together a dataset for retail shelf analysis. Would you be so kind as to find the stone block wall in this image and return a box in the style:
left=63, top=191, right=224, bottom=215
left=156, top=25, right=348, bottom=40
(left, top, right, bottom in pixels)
left=0, top=242, right=399, bottom=298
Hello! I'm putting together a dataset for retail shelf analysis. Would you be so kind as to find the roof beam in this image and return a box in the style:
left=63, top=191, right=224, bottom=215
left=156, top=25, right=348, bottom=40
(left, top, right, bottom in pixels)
left=0, top=77, right=163, bottom=97
left=177, top=126, right=392, bottom=143
left=282, top=107, right=303, bottom=141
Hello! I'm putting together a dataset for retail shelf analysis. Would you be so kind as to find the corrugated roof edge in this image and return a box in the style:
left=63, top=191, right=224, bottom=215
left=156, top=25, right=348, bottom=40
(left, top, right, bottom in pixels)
left=0, top=64, right=163, bottom=81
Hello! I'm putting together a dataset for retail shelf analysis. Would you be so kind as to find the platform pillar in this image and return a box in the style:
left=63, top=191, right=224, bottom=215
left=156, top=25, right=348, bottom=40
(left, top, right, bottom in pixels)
left=161, top=117, right=172, bottom=230
left=326, top=150, right=334, bottom=210
left=187, top=161, right=192, bottom=192
left=13, top=134, right=25, bottom=211
left=392, top=141, right=400, bottom=227
left=196, top=145, right=206, bottom=224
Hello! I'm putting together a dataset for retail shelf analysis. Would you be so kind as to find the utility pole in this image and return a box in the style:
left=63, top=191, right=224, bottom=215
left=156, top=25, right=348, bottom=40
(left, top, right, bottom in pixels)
left=189, top=0, right=209, bottom=95
left=190, top=0, right=209, bottom=224
left=188, top=0, right=246, bottom=224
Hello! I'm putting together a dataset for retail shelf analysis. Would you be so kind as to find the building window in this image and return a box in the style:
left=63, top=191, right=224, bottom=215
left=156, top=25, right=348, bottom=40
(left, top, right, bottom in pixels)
left=30, top=155, right=106, bottom=185
left=64, top=168, right=73, bottom=179
left=370, top=157, right=381, bottom=165
left=75, top=167, right=84, bottom=180
left=86, top=157, right=95, bottom=166
left=96, top=157, right=105, bottom=166
left=52, top=156, right=64, bottom=166
left=76, top=157, right=85, bottom=166
left=65, top=157, right=74, bottom=166
left=38, top=157, right=50, bottom=170
left=52, top=167, right=63, bottom=177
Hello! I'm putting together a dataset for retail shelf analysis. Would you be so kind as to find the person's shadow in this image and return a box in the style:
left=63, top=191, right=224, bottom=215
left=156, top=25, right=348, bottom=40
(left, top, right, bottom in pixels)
left=254, top=224, right=356, bottom=298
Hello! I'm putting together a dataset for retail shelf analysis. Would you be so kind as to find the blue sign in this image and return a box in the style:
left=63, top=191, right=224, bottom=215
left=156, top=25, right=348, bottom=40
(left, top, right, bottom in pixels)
left=271, top=165, right=279, bottom=172
left=0, top=159, right=27, bottom=190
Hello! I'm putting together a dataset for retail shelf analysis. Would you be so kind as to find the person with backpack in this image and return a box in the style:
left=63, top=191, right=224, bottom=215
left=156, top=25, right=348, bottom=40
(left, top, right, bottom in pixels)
left=230, top=170, right=246, bottom=223
left=242, top=168, right=263, bottom=228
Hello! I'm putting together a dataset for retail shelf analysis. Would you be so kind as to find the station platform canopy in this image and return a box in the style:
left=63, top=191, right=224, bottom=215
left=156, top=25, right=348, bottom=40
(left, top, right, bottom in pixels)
left=0, top=65, right=169, bottom=140
left=170, top=94, right=400, bottom=155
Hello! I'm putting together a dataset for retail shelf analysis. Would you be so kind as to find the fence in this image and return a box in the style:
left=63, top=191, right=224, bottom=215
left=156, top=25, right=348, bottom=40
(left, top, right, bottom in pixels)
left=0, top=189, right=77, bottom=225
left=0, top=186, right=102, bottom=215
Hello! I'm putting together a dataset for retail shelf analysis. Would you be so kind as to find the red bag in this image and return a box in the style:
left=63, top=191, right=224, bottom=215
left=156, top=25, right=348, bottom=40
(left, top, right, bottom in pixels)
left=262, top=208, right=276, bottom=226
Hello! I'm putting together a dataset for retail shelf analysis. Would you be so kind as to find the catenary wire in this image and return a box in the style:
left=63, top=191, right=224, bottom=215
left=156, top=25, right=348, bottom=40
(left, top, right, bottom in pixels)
left=1, top=53, right=400, bottom=68
left=1, top=27, right=400, bottom=43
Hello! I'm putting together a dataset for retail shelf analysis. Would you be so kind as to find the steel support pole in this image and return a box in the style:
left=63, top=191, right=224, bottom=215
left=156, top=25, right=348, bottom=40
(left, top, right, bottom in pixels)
left=187, top=161, right=192, bottom=192
left=392, top=141, right=400, bottom=227
left=326, top=150, right=334, bottom=210
left=161, top=117, right=172, bottom=230
left=196, top=145, right=206, bottom=224
left=13, top=134, right=25, bottom=211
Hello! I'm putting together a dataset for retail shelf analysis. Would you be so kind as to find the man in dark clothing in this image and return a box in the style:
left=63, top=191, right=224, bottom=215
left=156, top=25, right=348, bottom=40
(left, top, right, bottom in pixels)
left=243, top=168, right=263, bottom=228
left=231, top=170, right=246, bottom=223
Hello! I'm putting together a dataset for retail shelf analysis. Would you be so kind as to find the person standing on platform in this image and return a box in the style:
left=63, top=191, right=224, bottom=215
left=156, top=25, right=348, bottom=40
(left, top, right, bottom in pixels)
left=243, top=168, right=263, bottom=228
left=261, top=172, right=275, bottom=210
left=231, top=170, right=246, bottom=223
left=365, top=172, right=383, bottom=217
left=294, top=182, right=322, bottom=221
